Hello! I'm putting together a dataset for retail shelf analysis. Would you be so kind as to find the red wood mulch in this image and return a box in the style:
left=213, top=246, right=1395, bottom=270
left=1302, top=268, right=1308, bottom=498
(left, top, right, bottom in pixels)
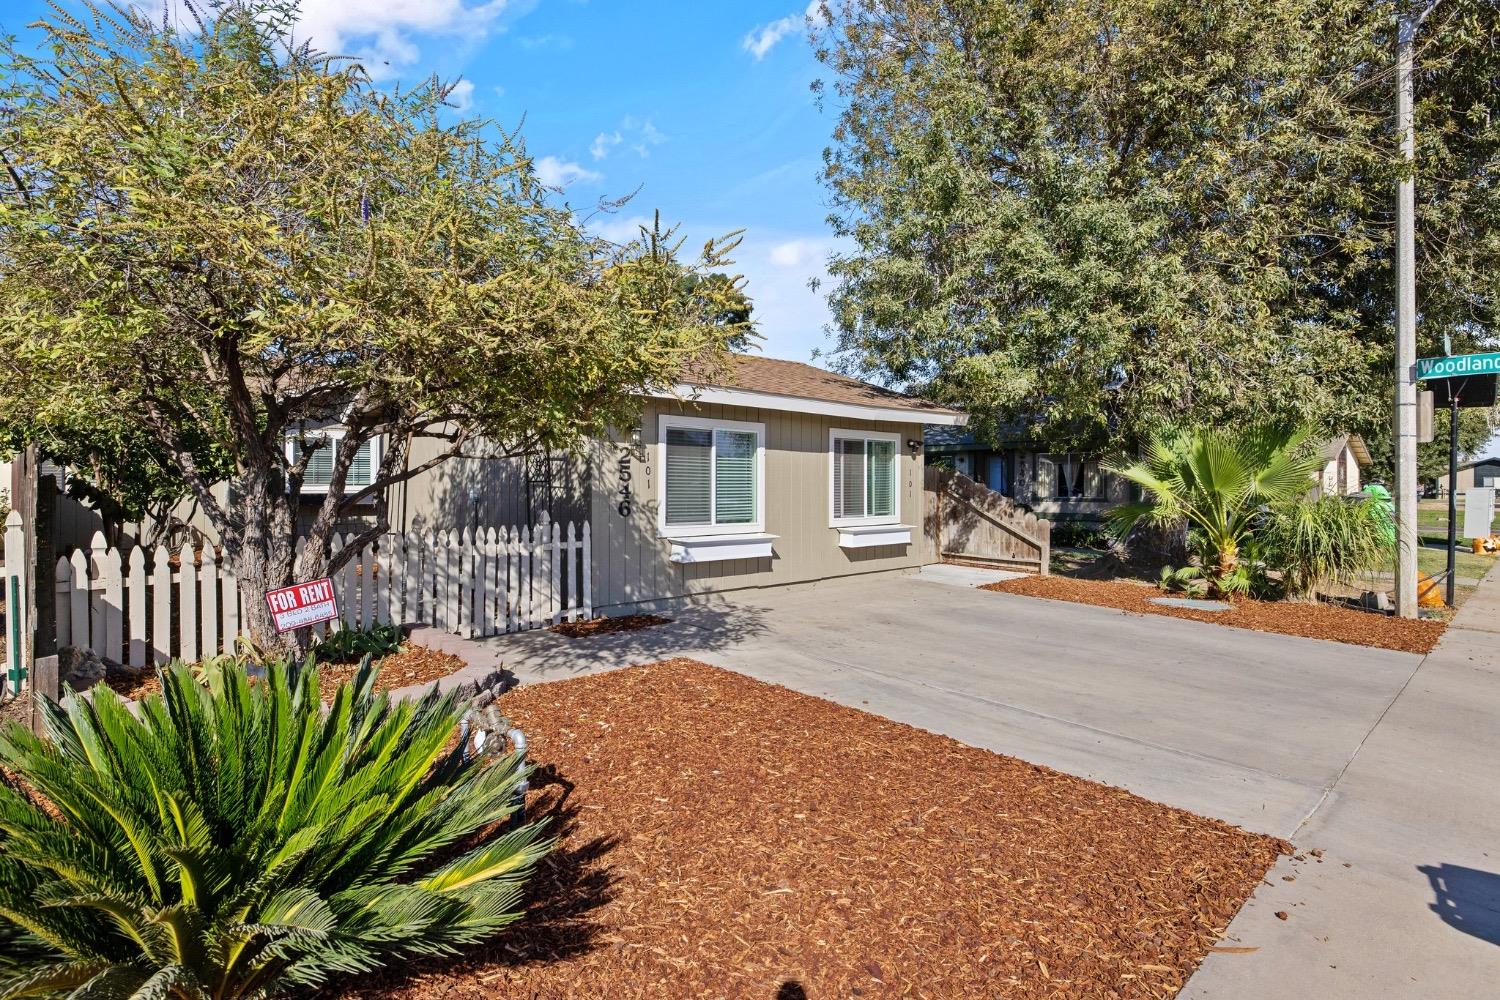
left=983, top=575, right=1445, bottom=654
left=549, top=614, right=673, bottom=639
left=316, top=644, right=469, bottom=702
left=97, top=644, right=469, bottom=704
left=350, top=658, right=1285, bottom=1000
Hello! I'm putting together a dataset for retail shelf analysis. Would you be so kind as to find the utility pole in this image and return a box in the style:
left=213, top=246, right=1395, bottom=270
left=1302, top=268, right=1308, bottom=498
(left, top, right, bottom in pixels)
left=1393, top=1, right=1440, bottom=618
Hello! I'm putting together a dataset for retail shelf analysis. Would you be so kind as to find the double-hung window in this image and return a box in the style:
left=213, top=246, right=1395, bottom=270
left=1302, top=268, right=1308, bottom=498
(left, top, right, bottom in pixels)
left=658, top=416, right=765, bottom=538
left=286, top=430, right=380, bottom=495
left=830, top=429, right=901, bottom=526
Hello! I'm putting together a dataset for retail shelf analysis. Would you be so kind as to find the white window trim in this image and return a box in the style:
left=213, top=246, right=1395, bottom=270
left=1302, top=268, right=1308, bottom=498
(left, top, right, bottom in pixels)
left=829, top=428, right=902, bottom=528
left=284, top=428, right=382, bottom=496
left=657, top=414, right=766, bottom=539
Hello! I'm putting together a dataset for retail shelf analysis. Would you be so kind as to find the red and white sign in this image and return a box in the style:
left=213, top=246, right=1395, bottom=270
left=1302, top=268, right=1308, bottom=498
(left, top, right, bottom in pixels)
left=265, top=578, right=339, bottom=633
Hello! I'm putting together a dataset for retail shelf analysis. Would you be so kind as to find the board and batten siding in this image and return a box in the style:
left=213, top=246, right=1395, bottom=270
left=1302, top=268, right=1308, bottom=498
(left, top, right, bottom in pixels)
left=587, top=399, right=927, bottom=613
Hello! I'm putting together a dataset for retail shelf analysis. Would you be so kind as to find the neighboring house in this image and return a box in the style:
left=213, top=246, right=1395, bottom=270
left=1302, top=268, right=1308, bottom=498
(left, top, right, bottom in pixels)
left=1312, top=434, right=1371, bottom=499
left=921, top=427, right=1129, bottom=522
left=1438, top=456, right=1500, bottom=495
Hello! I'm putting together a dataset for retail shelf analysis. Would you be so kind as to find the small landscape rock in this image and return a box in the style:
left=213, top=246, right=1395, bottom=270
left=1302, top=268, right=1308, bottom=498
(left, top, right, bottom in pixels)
left=1275, top=911, right=1289, bottom=921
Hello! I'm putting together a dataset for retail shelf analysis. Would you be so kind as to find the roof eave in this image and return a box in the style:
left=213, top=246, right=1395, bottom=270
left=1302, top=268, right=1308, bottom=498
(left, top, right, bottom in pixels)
left=652, top=383, right=968, bottom=426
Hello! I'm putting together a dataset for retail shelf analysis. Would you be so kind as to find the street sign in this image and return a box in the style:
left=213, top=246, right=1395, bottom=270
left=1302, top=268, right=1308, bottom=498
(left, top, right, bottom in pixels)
left=1416, top=351, right=1500, bottom=380
left=265, top=578, right=339, bottom=633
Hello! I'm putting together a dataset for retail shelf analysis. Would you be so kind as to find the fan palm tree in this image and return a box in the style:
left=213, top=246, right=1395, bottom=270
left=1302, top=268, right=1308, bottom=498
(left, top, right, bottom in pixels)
left=0, top=657, right=549, bottom=998
left=1107, top=425, right=1324, bottom=594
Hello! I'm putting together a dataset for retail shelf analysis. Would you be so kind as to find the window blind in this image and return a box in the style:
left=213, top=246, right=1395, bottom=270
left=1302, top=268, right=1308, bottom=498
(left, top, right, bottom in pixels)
left=665, top=427, right=713, bottom=525
left=867, top=439, right=896, bottom=517
left=714, top=429, right=757, bottom=524
left=300, top=438, right=375, bottom=489
left=833, top=437, right=866, bottom=519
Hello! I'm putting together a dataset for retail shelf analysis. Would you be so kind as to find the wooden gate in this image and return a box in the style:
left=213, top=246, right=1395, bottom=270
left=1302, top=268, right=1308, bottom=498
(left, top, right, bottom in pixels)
left=924, top=466, right=1051, bottom=574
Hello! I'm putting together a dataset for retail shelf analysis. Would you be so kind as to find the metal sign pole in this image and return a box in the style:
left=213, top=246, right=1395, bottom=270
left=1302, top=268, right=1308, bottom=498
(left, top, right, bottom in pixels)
left=1447, top=389, right=1459, bottom=606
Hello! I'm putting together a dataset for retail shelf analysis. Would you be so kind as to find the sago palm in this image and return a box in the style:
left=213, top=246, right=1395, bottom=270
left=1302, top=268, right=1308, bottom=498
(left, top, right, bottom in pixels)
left=1107, top=425, right=1324, bottom=594
left=0, top=657, right=549, bottom=999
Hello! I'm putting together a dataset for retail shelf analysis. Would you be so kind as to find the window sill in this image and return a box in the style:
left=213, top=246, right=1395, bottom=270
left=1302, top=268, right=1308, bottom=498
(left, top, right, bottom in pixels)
left=666, top=533, right=777, bottom=564
left=836, top=524, right=914, bottom=549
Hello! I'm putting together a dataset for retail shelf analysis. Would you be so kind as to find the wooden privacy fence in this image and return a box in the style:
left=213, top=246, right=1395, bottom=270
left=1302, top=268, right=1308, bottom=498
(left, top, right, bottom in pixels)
left=924, top=466, right=1051, bottom=574
left=46, top=517, right=592, bottom=668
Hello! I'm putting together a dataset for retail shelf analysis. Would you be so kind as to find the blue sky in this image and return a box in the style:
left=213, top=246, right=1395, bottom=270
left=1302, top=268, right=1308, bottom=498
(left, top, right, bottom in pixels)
left=6, top=0, right=845, bottom=366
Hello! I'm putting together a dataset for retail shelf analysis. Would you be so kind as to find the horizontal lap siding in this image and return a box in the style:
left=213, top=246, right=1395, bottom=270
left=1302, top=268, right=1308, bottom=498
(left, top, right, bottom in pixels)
left=589, top=401, right=925, bottom=612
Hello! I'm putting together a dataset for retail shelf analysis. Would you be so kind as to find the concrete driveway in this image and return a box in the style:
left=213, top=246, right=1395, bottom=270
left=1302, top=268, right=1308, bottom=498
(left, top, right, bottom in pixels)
left=446, top=564, right=1500, bottom=998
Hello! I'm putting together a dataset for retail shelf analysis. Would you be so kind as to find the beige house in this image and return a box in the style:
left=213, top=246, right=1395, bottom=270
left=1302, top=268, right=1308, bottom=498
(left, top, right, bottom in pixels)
left=576, top=356, right=965, bottom=613
left=37, top=356, right=966, bottom=616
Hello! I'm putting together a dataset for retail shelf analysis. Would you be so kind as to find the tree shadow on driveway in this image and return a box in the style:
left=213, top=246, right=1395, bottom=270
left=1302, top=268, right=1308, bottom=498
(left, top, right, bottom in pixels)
left=478, top=599, right=772, bottom=680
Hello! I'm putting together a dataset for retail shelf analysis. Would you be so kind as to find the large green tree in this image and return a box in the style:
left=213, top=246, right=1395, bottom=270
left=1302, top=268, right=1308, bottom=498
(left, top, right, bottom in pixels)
left=812, top=0, right=1500, bottom=449
left=0, top=2, right=746, bottom=650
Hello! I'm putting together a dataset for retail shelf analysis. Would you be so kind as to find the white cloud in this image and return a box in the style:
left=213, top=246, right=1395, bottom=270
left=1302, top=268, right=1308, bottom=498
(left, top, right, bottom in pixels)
left=769, top=238, right=830, bottom=270
left=590, top=130, right=622, bottom=160
left=590, top=214, right=656, bottom=244
left=742, top=2, right=823, bottom=60
left=591, top=117, right=667, bottom=161
left=446, top=79, right=475, bottom=111
left=534, top=156, right=602, bottom=188
left=290, top=0, right=518, bottom=76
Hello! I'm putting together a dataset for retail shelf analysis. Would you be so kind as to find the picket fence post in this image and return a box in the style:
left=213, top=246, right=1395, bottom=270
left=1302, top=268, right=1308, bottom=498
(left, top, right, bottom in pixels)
left=3, top=511, right=28, bottom=695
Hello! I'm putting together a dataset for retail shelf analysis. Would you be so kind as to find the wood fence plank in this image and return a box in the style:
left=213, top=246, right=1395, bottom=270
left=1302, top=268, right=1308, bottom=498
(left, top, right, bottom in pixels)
left=504, top=528, right=518, bottom=633
left=96, top=534, right=123, bottom=664
left=341, top=536, right=360, bottom=631
left=460, top=527, right=475, bottom=638
left=360, top=543, right=375, bottom=630
left=127, top=547, right=148, bottom=668
left=445, top=531, right=461, bottom=634
left=68, top=549, right=89, bottom=650
left=518, top=526, right=532, bottom=630
left=581, top=521, right=592, bottom=620
left=55, top=558, right=72, bottom=653
left=477, top=528, right=494, bottom=636
left=199, top=545, right=218, bottom=660
left=151, top=545, right=172, bottom=664
left=178, top=543, right=197, bottom=664
left=221, top=564, right=240, bottom=654
left=563, top=522, right=576, bottom=622
left=548, top=519, right=561, bottom=626
left=87, top=535, right=107, bottom=657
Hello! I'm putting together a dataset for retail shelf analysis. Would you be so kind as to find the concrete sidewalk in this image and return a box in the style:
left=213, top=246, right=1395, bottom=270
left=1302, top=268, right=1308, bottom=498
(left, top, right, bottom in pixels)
left=1182, top=568, right=1500, bottom=999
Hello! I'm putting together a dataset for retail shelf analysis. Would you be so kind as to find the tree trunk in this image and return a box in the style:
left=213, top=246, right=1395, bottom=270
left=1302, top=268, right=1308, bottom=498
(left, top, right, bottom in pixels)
left=221, top=473, right=312, bottom=660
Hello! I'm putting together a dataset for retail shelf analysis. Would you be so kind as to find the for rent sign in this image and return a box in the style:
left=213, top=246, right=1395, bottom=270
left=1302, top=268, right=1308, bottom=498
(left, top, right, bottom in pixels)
left=265, top=578, right=339, bottom=633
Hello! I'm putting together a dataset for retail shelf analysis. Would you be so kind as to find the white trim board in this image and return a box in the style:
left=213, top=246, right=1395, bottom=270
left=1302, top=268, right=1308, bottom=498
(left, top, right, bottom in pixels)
left=659, top=384, right=968, bottom=426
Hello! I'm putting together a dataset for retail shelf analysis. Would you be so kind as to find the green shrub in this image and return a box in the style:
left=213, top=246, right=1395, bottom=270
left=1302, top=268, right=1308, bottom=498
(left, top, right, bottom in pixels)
left=314, top=622, right=404, bottom=662
left=1158, top=564, right=1208, bottom=597
left=1108, top=425, right=1323, bottom=596
left=0, top=657, right=549, bottom=997
left=1262, top=494, right=1394, bottom=598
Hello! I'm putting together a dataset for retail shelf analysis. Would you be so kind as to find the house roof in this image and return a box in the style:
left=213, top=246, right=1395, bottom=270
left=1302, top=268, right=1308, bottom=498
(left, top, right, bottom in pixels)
left=669, top=354, right=967, bottom=426
left=1320, top=434, right=1373, bottom=467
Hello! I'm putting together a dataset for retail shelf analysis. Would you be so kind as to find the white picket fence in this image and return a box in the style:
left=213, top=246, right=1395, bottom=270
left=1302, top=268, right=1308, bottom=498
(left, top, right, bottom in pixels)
left=43, top=517, right=591, bottom=668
